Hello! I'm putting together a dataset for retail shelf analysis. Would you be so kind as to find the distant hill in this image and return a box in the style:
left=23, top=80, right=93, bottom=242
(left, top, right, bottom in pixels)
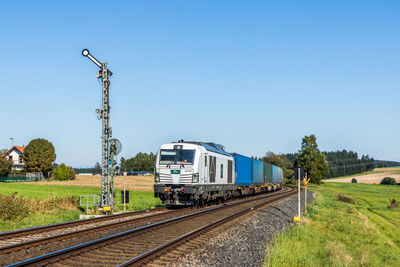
left=375, top=160, right=400, bottom=168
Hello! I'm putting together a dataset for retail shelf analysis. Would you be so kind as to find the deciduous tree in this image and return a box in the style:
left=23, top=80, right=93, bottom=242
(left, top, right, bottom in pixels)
left=0, top=157, right=13, bottom=177
left=294, top=135, right=329, bottom=184
left=23, top=138, right=56, bottom=177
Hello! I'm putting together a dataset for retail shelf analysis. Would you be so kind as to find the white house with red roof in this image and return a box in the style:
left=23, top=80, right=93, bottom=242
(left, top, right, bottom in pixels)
left=4, top=145, right=25, bottom=171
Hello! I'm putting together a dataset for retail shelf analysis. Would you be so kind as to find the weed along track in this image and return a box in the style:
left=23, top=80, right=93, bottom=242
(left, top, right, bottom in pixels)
left=6, top=189, right=295, bottom=267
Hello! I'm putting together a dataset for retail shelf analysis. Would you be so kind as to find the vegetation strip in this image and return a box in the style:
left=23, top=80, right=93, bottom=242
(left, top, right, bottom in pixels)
left=0, top=206, right=165, bottom=240
left=264, top=183, right=400, bottom=266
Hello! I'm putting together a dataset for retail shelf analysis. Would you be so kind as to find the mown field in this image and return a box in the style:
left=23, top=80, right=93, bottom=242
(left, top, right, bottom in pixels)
left=324, top=166, right=400, bottom=184
left=265, top=182, right=400, bottom=266
left=0, top=183, right=161, bottom=232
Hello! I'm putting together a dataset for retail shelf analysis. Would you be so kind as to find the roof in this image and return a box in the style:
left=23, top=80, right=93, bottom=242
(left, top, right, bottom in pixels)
left=173, top=141, right=232, bottom=157
left=5, top=145, right=25, bottom=155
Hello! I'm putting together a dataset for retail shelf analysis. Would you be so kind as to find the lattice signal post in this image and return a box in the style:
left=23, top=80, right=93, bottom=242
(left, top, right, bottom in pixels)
left=82, top=49, right=119, bottom=214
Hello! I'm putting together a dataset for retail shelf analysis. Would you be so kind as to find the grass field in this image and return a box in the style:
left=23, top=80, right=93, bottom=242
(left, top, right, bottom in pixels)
left=265, top=182, right=400, bottom=266
left=0, top=183, right=162, bottom=232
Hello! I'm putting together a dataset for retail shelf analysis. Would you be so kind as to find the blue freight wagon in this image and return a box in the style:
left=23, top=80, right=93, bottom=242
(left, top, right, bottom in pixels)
left=272, top=165, right=278, bottom=184
left=231, top=153, right=252, bottom=186
left=278, top=168, right=283, bottom=183
left=252, top=159, right=264, bottom=185
left=264, top=163, right=272, bottom=184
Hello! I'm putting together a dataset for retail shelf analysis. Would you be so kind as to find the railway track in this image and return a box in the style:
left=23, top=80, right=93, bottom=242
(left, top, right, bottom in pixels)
left=7, top=188, right=296, bottom=267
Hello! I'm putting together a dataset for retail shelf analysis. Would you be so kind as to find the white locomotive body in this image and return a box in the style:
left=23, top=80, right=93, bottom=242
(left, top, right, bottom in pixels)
left=154, top=141, right=235, bottom=205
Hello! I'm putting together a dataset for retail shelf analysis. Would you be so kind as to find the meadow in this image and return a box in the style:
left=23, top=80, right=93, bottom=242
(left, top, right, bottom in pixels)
left=264, top=182, right=400, bottom=266
left=0, top=183, right=162, bottom=231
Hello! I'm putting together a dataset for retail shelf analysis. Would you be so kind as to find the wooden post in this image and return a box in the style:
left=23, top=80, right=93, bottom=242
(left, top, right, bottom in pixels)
left=123, top=180, right=126, bottom=212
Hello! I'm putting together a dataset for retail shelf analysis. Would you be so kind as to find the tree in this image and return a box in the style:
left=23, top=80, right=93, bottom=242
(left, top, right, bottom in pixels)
left=53, top=163, right=69, bottom=180
left=94, top=162, right=101, bottom=175
left=0, top=149, right=7, bottom=157
left=120, top=157, right=126, bottom=172
left=23, top=138, right=56, bottom=177
left=261, top=151, right=293, bottom=182
left=67, top=166, right=76, bottom=180
left=294, top=135, right=329, bottom=184
left=0, top=157, right=13, bottom=177
left=123, top=152, right=156, bottom=172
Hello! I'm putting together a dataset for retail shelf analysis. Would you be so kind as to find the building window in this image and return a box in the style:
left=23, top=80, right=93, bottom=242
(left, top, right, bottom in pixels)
left=205, top=156, right=207, bottom=167
left=19, top=155, right=23, bottom=164
left=220, top=164, right=223, bottom=178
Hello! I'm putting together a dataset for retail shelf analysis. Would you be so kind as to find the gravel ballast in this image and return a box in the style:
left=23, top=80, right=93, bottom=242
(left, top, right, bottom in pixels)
left=176, top=189, right=314, bottom=267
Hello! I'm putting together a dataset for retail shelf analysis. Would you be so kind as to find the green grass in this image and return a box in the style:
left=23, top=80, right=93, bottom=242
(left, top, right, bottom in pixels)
left=264, top=182, right=400, bottom=266
left=0, top=183, right=162, bottom=231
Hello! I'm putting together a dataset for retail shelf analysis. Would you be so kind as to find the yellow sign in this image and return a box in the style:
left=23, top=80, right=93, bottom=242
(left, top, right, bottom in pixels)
left=293, top=216, right=301, bottom=222
left=103, top=206, right=111, bottom=212
left=303, top=178, right=310, bottom=185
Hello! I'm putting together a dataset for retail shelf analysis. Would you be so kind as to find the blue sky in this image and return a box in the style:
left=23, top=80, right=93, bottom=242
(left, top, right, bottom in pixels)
left=1, top=1, right=399, bottom=166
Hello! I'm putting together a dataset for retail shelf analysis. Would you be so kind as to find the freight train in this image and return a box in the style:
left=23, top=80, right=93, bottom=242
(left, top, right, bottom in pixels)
left=154, top=141, right=284, bottom=205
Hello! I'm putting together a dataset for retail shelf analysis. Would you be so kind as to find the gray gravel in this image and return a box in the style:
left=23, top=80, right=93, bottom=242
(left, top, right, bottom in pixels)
left=176, top=189, right=314, bottom=267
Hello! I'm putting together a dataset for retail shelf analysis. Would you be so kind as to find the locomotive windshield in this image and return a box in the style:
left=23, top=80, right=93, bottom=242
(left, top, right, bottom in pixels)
left=159, top=149, right=195, bottom=165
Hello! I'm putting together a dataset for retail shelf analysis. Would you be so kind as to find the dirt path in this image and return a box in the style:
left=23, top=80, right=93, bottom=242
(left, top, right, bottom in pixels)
left=325, top=167, right=400, bottom=184
left=23, top=174, right=155, bottom=191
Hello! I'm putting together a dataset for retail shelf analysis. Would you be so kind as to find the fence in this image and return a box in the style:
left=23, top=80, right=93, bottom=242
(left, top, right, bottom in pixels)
left=0, top=172, right=44, bottom=183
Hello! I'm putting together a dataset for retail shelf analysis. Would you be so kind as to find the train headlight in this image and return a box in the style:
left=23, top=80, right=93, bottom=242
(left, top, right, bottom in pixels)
left=155, top=172, right=160, bottom=182
left=192, top=173, right=199, bottom=183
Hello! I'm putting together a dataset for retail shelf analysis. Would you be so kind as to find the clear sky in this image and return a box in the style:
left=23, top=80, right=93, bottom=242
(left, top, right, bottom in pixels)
left=1, top=1, right=399, bottom=166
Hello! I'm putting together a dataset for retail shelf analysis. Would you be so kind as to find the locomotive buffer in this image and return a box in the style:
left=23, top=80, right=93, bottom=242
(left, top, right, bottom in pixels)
left=82, top=49, right=121, bottom=214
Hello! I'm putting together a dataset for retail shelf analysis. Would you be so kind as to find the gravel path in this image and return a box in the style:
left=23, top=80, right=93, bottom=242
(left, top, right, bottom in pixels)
left=176, top=189, right=313, bottom=267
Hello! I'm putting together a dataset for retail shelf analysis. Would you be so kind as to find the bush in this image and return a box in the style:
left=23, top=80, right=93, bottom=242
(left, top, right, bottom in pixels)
left=0, top=157, right=13, bottom=177
left=53, top=163, right=69, bottom=180
left=389, top=199, right=398, bottom=209
left=380, top=177, right=397, bottom=185
left=0, top=193, right=30, bottom=220
left=337, top=193, right=356, bottom=204
left=67, top=166, right=76, bottom=180
left=351, top=178, right=357, bottom=183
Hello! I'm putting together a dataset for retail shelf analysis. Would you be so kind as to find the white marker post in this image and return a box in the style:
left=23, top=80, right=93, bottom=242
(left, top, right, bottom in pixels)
left=305, top=172, right=307, bottom=213
left=298, top=167, right=301, bottom=218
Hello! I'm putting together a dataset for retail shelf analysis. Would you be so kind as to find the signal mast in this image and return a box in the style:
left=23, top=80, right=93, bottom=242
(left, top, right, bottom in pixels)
left=82, top=49, right=121, bottom=214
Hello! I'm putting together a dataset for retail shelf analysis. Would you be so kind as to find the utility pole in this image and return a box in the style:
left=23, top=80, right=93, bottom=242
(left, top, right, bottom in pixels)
left=82, top=49, right=120, bottom=214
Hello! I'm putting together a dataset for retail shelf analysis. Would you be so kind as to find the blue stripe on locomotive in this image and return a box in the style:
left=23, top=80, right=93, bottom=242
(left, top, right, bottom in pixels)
left=231, top=153, right=252, bottom=186
left=252, top=159, right=264, bottom=185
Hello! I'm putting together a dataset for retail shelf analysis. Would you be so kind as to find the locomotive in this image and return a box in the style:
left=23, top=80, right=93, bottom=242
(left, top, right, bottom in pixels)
left=154, top=141, right=284, bottom=205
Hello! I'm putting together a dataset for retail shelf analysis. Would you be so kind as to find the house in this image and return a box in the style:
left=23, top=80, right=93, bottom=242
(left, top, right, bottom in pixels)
left=4, top=145, right=25, bottom=171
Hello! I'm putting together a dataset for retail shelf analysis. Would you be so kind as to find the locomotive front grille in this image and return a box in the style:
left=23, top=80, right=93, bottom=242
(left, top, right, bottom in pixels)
left=179, top=174, right=192, bottom=184
left=159, top=173, right=173, bottom=183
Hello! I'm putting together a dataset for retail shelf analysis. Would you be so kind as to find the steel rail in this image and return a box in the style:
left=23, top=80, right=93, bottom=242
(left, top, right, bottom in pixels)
left=8, top=189, right=294, bottom=267
left=118, top=190, right=296, bottom=266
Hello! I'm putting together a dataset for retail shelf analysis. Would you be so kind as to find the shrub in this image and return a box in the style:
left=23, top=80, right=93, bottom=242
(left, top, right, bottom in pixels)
left=389, top=199, right=398, bottom=209
left=351, top=178, right=357, bottom=183
left=380, top=177, right=397, bottom=185
left=0, top=193, right=30, bottom=220
left=0, top=157, right=13, bottom=177
left=67, top=166, right=76, bottom=180
left=53, top=163, right=69, bottom=180
left=337, top=193, right=356, bottom=204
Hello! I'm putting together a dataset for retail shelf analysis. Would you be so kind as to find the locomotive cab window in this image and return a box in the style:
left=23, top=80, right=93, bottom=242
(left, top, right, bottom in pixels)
left=159, top=149, right=195, bottom=165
